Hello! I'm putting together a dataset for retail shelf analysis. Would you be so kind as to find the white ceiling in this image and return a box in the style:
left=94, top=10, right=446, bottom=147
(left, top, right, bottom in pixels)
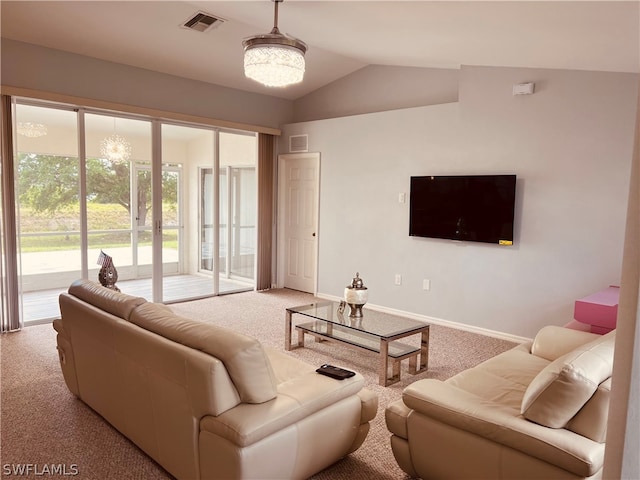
left=2, top=1, right=639, bottom=101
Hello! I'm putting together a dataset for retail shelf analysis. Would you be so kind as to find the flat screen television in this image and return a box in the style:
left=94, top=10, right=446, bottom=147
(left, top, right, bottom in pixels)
left=409, top=174, right=516, bottom=245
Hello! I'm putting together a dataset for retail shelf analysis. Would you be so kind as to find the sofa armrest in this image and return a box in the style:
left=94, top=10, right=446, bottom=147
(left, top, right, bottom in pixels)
left=52, top=318, right=80, bottom=396
left=200, top=371, right=370, bottom=448
left=401, top=379, right=604, bottom=477
left=357, top=388, right=378, bottom=424
left=52, top=318, right=65, bottom=334
left=530, top=326, right=601, bottom=361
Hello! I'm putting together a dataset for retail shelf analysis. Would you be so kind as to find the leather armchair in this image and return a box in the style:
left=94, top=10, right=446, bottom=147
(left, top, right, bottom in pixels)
left=386, top=326, right=614, bottom=479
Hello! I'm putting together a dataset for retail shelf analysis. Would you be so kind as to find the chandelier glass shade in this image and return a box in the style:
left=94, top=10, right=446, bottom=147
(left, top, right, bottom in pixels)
left=242, top=0, right=307, bottom=88
left=17, top=122, right=48, bottom=138
left=100, top=134, right=132, bottom=163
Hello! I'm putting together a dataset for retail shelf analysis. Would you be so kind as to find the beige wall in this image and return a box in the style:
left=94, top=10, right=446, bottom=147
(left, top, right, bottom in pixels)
left=604, top=80, right=640, bottom=480
left=1, top=39, right=293, bottom=130
left=280, top=65, right=639, bottom=340
left=293, top=65, right=459, bottom=122
left=3, top=39, right=461, bottom=130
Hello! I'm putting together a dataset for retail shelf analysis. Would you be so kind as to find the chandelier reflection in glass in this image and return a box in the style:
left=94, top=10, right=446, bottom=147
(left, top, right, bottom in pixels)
left=242, top=0, right=307, bottom=88
left=17, top=122, right=48, bottom=138
left=100, top=119, right=132, bottom=163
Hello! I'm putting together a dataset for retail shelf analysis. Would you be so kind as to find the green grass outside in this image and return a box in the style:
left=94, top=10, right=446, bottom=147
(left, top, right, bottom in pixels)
left=19, top=203, right=178, bottom=253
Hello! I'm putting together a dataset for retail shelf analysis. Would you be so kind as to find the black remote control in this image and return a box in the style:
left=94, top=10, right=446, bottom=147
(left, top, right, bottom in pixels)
left=316, top=364, right=356, bottom=380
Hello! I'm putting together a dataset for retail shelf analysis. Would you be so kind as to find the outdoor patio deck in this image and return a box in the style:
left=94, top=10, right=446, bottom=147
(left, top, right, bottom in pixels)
left=22, top=274, right=253, bottom=324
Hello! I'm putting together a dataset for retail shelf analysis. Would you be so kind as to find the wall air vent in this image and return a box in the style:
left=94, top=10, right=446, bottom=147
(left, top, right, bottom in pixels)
left=182, top=12, right=225, bottom=33
left=289, top=134, right=309, bottom=153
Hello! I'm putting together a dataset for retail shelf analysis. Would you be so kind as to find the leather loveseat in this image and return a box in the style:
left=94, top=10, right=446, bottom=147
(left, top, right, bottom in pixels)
left=54, top=279, right=378, bottom=480
left=385, top=326, right=615, bottom=479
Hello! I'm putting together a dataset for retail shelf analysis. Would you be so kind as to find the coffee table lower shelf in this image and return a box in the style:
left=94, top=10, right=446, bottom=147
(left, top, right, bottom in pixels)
left=294, top=321, right=426, bottom=386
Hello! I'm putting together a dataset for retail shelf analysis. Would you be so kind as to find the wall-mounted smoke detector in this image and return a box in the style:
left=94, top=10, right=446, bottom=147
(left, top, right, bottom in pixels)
left=182, top=12, right=225, bottom=33
left=513, top=82, right=535, bottom=95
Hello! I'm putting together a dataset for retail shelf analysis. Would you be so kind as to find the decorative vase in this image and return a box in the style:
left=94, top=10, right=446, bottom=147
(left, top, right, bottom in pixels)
left=97, top=250, right=120, bottom=292
left=344, top=272, right=368, bottom=318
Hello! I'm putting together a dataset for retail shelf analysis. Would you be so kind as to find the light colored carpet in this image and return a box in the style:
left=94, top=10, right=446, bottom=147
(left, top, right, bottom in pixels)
left=1, top=288, right=517, bottom=479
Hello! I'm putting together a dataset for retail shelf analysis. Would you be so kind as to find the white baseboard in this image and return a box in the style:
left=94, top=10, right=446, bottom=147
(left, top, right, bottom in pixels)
left=315, top=292, right=531, bottom=344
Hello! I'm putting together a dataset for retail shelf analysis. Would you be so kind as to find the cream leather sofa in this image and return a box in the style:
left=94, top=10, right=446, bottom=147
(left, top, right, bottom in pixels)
left=54, top=280, right=378, bottom=480
left=385, top=326, right=615, bottom=479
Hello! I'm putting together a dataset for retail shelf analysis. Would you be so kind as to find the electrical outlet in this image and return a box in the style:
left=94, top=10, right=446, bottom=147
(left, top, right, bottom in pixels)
left=395, top=274, right=402, bottom=285
left=422, top=279, right=431, bottom=291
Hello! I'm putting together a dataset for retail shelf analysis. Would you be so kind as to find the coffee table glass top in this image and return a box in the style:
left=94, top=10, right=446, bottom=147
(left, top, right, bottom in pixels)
left=287, top=301, right=429, bottom=339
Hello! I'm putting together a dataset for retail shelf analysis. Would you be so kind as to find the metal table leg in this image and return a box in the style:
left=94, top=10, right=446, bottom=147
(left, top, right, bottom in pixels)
left=419, top=326, right=429, bottom=372
left=285, top=310, right=293, bottom=351
left=379, top=339, right=390, bottom=386
left=379, top=339, right=402, bottom=386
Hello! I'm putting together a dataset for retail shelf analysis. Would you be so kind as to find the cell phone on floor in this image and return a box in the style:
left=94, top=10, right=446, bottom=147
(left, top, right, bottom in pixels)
left=316, top=364, right=356, bottom=380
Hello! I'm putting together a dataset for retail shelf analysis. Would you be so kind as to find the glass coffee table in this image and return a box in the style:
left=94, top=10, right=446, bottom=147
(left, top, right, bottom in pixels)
left=285, top=301, right=429, bottom=386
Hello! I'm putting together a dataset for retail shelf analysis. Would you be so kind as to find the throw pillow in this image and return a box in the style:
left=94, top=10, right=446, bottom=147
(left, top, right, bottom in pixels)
left=521, top=331, right=615, bottom=428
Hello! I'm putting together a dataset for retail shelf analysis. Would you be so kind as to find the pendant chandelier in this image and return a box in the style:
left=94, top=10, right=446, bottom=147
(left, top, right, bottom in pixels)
left=242, top=0, right=307, bottom=88
left=100, top=119, right=131, bottom=163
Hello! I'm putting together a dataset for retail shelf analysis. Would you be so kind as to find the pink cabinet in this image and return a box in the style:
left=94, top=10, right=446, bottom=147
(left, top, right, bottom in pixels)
left=573, top=286, right=620, bottom=334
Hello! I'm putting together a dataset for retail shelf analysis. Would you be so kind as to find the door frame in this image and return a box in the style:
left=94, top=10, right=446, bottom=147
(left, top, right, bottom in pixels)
left=276, top=152, right=320, bottom=293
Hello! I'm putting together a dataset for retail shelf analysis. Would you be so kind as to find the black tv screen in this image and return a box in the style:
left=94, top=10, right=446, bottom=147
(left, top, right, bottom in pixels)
left=409, top=175, right=516, bottom=245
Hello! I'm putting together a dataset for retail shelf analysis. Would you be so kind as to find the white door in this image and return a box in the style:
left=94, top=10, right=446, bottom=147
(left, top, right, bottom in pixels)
left=278, top=153, right=320, bottom=293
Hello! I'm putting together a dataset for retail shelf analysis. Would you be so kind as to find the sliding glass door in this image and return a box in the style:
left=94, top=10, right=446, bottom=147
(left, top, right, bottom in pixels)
left=13, top=100, right=258, bottom=323
left=85, top=113, right=153, bottom=297
left=161, top=123, right=216, bottom=302
left=200, top=168, right=215, bottom=273
left=212, top=131, right=257, bottom=292
left=14, top=104, right=81, bottom=322
left=219, top=166, right=256, bottom=281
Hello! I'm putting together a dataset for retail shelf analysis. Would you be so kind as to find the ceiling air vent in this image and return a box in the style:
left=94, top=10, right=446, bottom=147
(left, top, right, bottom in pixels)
left=182, top=12, right=225, bottom=33
left=289, top=134, right=309, bottom=153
